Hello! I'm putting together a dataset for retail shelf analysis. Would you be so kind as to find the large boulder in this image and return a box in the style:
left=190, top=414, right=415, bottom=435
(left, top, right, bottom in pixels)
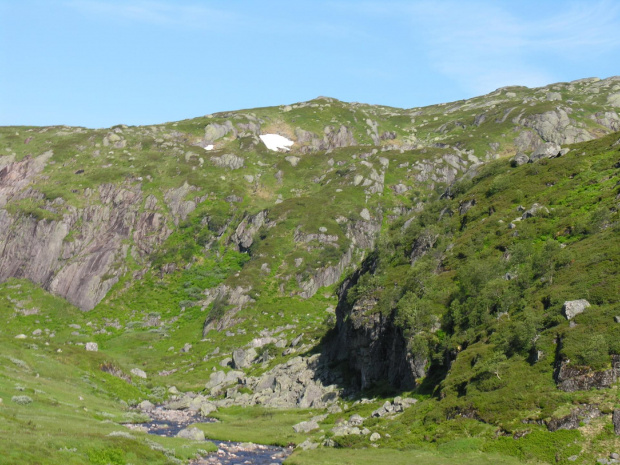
left=529, top=142, right=561, bottom=162
left=563, top=299, right=591, bottom=320
left=176, top=427, right=205, bottom=441
left=292, top=420, right=319, bottom=433
left=510, top=152, right=530, bottom=167
left=232, top=348, right=257, bottom=369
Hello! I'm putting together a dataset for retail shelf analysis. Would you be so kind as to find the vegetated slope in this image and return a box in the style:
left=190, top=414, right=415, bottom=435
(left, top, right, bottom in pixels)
left=0, top=76, right=619, bottom=463
left=326, top=130, right=620, bottom=462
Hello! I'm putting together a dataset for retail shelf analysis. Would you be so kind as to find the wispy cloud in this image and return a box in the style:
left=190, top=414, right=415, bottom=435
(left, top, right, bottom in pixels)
left=352, top=0, right=620, bottom=93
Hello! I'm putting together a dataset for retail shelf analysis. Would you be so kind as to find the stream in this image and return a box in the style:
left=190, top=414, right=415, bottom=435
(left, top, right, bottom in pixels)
left=125, top=407, right=292, bottom=465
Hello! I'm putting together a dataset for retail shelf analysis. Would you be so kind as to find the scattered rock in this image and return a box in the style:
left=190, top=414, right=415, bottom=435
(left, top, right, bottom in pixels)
left=11, top=395, right=33, bottom=405
left=529, top=142, right=562, bottom=162
left=14, top=334, right=27, bottom=339
left=130, top=368, right=147, bottom=379
left=370, top=432, right=381, bottom=441
left=563, top=299, right=591, bottom=320
left=85, top=342, right=98, bottom=352
left=348, top=414, right=365, bottom=426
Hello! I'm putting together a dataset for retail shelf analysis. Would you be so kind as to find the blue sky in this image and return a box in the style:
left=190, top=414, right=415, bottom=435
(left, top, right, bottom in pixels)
left=1, top=0, right=619, bottom=128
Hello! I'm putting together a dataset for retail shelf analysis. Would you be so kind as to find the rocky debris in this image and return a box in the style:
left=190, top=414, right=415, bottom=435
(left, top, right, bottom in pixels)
left=370, top=432, right=381, bottom=442
left=164, top=182, right=197, bottom=223
left=521, top=203, right=549, bottom=219
left=211, top=153, right=244, bottom=170
left=176, top=427, right=205, bottom=441
left=85, top=342, right=98, bottom=352
left=200, top=402, right=217, bottom=417
left=131, top=368, right=147, bottom=379
left=555, top=355, right=620, bottom=392
left=232, top=347, right=257, bottom=369
left=546, top=404, right=601, bottom=431
left=212, top=354, right=341, bottom=409
left=372, top=401, right=394, bottom=418
left=563, top=299, right=591, bottom=320
left=511, top=152, right=530, bottom=167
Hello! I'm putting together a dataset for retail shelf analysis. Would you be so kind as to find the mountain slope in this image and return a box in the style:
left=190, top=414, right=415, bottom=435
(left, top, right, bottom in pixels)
left=0, top=76, right=619, bottom=464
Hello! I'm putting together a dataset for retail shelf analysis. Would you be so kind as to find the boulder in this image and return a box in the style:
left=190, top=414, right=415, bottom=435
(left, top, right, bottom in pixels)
left=370, top=432, right=381, bottom=441
left=292, top=420, right=319, bottom=433
left=529, top=142, right=561, bottom=162
left=510, top=152, right=530, bottom=167
left=563, top=299, right=591, bottom=320
left=232, top=348, right=257, bottom=369
left=521, top=203, right=549, bottom=219
left=131, top=368, right=147, bottom=379
left=348, top=414, right=365, bottom=426
left=199, top=402, right=217, bottom=417
left=138, top=400, right=154, bottom=411
left=85, top=342, right=98, bottom=352
left=176, top=427, right=205, bottom=441
left=297, top=439, right=318, bottom=450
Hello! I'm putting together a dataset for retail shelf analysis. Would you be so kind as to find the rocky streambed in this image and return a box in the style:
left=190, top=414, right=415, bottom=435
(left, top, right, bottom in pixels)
left=125, top=407, right=292, bottom=465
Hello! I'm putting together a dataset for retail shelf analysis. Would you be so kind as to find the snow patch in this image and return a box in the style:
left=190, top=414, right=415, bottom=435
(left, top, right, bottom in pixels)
left=204, top=144, right=214, bottom=151
left=259, top=134, right=294, bottom=152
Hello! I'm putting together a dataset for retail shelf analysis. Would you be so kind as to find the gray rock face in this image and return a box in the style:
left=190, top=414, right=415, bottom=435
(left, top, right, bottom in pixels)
left=0, top=159, right=173, bottom=310
left=546, top=405, right=601, bottom=431
left=326, top=260, right=423, bottom=391
left=555, top=355, right=620, bottom=391
left=522, top=109, right=594, bottom=145
left=229, top=210, right=268, bottom=251
left=563, top=299, right=591, bottom=320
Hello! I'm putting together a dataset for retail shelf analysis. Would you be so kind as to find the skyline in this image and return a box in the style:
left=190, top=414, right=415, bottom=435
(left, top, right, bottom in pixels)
left=1, top=0, right=620, bottom=128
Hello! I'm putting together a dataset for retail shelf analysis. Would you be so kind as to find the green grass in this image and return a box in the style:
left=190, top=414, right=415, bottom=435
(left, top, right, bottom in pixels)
left=285, top=448, right=541, bottom=465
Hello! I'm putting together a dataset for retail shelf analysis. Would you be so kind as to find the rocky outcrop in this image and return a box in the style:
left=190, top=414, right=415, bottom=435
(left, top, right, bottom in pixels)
left=294, top=125, right=357, bottom=153
left=202, top=284, right=254, bottom=335
left=229, top=210, right=269, bottom=252
left=0, top=178, right=172, bottom=310
left=563, top=299, right=591, bottom=320
left=325, top=257, right=422, bottom=391
left=204, top=121, right=236, bottom=143
left=520, top=109, right=594, bottom=145
left=546, top=404, right=602, bottom=431
left=555, top=355, right=620, bottom=392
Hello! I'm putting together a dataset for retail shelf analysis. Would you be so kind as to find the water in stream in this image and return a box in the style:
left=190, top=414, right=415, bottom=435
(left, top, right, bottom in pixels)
left=125, top=407, right=292, bottom=465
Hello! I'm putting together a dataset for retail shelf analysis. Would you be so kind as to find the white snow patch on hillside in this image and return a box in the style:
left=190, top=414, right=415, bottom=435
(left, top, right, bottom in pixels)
left=259, top=134, right=294, bottom=152
left=204, top=144, right=214, bottom=151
